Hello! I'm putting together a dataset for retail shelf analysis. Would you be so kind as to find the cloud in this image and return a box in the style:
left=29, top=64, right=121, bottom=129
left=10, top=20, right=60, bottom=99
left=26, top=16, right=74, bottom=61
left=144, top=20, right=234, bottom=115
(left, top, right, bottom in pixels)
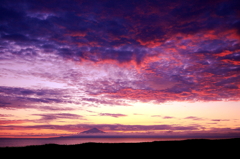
left=0, top=86, right=80, bottom=110
left=0, top=120, right=30, bottom=125
left=0, top=86, right=65, bottom=97
left=133, top=113, right=143, bottom=115
left=0, top=0, right=237, bottom=61
left=81, top=98, right=131, bottom=106
left=1, top=122, right=240, bottom=138
left=98, top=113, right=127, bottom=118
left=0, top=123, right=199, bottom=132
left=32, top=113, right=84, bottom=123
left=184, top=116, right=204, bottom=120
left=211, top=119, right=229, bottom=122
left=0, top=0, right=239, bottom=105
left=0, top=114, right=13, bottom=117
left=0, top=85, right=133, bottom=110
left=151, top=115, right=161, bottom=117
left=162, top=116, right=174, bottom=119
left=36, top=106, right=76, bottom=111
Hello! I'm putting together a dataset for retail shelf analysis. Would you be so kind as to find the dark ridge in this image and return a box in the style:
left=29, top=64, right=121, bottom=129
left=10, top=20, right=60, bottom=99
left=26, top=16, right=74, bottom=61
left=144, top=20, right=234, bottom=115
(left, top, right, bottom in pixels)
left=80, top=127, right=105, bottom=133
left=1, top=138, right=239, bottom=156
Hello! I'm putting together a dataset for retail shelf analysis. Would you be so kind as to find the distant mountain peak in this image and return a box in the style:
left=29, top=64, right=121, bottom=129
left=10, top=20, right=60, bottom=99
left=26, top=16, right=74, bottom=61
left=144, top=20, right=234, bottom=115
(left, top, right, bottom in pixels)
left=81, top=128, right=105, bottom=133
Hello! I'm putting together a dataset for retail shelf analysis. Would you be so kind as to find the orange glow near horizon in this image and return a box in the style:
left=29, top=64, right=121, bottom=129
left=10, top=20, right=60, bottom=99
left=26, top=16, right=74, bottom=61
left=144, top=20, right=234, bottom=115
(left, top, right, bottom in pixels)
left=1, top=101, right=240, bottom=138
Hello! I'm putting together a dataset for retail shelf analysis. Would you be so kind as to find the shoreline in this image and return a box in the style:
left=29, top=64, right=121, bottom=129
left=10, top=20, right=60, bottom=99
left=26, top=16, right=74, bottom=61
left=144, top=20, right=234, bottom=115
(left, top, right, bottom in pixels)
left=1, top=138, right=239, bottom=156
left=1, top=137, right=239, bottom=147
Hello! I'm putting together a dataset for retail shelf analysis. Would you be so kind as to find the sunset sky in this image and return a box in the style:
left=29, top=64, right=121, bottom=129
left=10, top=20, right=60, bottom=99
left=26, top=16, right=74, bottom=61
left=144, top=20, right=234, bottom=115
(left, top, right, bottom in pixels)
left=0, top=0, right=240, bottom=138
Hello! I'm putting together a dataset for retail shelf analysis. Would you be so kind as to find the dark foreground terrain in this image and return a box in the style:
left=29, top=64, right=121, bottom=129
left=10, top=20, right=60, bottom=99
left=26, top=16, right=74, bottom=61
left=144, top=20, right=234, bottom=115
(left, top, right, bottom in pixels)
left=1, top=138, right=239, bottom=157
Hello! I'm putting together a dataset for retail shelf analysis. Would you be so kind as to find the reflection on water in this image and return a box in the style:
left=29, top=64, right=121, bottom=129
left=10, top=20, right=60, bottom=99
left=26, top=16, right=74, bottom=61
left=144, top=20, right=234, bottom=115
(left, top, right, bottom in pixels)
left=0, top=138, right=186, bottom=147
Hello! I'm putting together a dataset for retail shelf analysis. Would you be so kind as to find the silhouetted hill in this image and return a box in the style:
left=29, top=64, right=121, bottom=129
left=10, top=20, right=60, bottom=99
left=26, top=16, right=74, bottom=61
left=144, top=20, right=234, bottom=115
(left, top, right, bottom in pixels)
left=81, top=128, right=105, bottom=133
left=1, top=138, right=239, bottom=157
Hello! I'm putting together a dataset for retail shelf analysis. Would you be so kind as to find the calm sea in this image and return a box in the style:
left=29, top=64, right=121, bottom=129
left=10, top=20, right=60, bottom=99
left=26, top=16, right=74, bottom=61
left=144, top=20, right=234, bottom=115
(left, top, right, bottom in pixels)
left=0, top=138, right=187, bottom=147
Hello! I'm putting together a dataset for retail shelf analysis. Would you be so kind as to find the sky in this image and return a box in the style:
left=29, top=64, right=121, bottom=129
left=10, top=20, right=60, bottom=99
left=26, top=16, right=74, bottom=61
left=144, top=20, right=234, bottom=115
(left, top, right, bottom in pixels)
left=0, top=0, right=240, bottom=138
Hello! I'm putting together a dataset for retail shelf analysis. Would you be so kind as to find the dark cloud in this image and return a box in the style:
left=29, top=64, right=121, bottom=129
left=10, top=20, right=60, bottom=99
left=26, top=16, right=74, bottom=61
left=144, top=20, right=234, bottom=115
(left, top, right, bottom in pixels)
left=0, top=5, right=24, bottom=22
left=0, top=86, right=63, bottom=96
left=1, top=33, right=30, bottom=42
left=0, top=101, right=11, bottom=107
left=1, top=0, right=237, bottom=62
left=0, top=0, right=239, bottom=104
left=0, top=86, right=130, bottom=110
left=0, top=86, right=79, bottom=110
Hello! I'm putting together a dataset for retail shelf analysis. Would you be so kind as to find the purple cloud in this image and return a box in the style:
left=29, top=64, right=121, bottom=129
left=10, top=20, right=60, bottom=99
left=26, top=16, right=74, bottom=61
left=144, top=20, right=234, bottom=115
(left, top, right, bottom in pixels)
left=211, top=119, right=229, bottom=122
left=81, top=98, right=131, bottom=106
left=0, top=123, right=198, bottom=132
left=37, top=106, right=76, bottom=112
left=0, top=0, right=239, bottom=104
left=0, top=119, right=30, bottom=125
left=0, top=86, right=81, bottom=110
left=0, top=86, right=65, bottom=97
left=184, top=116, right=204, bottom=120
left=162, top=116, right=174, bottom=119
left=2, top=122, right=240, bottom=138
left=0, top=114, right=13, bottom=117
left=98, top=113, right=127, bottom=118
left=32, top=113, right=84, bottom=122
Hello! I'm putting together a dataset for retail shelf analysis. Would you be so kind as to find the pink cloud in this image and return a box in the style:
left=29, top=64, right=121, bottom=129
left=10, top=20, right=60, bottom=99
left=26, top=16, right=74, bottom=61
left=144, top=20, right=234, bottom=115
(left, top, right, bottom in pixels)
left=98, top=113, right=127, bottom=118
left=184, top=116, right=204, bottom=120
left=162, top=116, right=174, bottom=119
left=0, top=120, right=30, bottom=125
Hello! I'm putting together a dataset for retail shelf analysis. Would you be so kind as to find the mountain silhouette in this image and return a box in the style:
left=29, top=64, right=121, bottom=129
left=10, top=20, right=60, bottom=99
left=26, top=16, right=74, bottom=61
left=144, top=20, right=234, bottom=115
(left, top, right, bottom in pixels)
left=81, top=128, right=105, bottom=134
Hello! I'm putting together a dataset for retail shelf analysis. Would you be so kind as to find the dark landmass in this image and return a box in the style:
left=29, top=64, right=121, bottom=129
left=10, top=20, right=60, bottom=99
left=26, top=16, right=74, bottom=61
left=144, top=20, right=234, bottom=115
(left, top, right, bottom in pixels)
left=0, top=138, right=239, bottom=156
left=56, top=134, right=240, bottom=138
left=80, top=128, right=105, bottom=134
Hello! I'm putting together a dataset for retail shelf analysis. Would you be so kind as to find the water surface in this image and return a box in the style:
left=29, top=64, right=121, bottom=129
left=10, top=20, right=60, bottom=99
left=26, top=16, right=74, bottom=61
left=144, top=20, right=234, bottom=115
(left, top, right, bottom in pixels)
left=0, top=138, right=187, bottom=147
